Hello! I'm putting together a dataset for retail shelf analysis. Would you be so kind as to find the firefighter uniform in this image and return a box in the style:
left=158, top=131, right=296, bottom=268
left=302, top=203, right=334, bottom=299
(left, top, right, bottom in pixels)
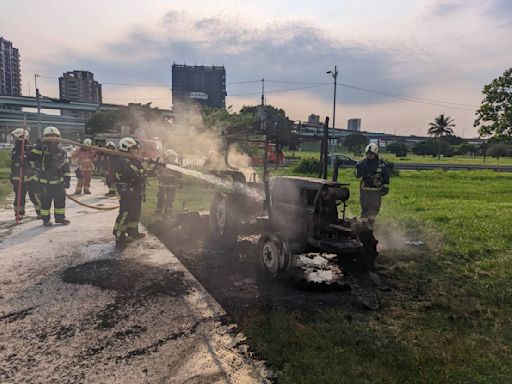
left=10, top=140, right=41, bottom=218
left=155, top=164, right=182, bottom=214
left=355, top=155, right=389, bottom=224
left=113, top=156, right=146, bottom=243
left=30, top=140, right=72, bottom=225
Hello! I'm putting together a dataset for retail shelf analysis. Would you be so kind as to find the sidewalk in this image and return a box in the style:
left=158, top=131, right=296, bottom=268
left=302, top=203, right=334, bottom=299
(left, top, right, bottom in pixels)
left=0, top=179, right=269, bottom=383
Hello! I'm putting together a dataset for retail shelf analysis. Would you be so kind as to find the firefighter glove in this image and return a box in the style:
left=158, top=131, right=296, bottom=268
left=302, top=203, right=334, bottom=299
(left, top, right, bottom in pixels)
left=381, top=187, right=389, bottom=196
left=64, top=178, right=71, bottom=189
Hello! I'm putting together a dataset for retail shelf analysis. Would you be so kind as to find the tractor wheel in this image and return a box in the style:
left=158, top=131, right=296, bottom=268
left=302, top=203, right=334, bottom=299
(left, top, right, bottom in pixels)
left=209, top=192, right=238, bottom=246
left=257, top=234, right=291, bottom=278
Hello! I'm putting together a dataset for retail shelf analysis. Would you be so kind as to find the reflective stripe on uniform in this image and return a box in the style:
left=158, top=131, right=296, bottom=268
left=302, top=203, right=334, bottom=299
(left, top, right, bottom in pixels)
left=361, top=186, right=382, bottom=191
left=40, top=209, right=50, bottom=217
left=127, top=221, right=139, bottom=229
left=39, top=178, right=63, bottom=184
left=382, top=184, right=389, bottom=188
left=31, top=149, right=42, bottom=155
left=54, top=208, right=65, bottom=215
left=116, top=212, right=128, bottom=239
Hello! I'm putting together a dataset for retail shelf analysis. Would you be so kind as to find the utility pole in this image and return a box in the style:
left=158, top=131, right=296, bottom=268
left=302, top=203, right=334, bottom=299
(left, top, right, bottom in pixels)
left=35, top=74, right=42, bottom=139
left=327, top=65, right=338, bottom=163
left=260, top=78, right=271, bottom=216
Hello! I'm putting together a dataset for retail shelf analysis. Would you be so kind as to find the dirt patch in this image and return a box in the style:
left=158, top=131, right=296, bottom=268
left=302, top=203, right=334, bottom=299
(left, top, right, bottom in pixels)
left=61, top=259, right=191, bottom=297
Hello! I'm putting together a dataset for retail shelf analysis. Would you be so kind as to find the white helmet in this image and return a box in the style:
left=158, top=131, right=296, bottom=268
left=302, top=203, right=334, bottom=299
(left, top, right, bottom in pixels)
left=365, top=143, right=379, bottom=154
left=11, top=128, right=30, bottom=141
left=43, top=126, right=61, bottom=137
left=105, top=141, right=116, bottom=149
left=118, top=137, right=138, bottom=152
left=83, top=138, right=92, bottom=146
left=165, top=149, right=178, bottom=161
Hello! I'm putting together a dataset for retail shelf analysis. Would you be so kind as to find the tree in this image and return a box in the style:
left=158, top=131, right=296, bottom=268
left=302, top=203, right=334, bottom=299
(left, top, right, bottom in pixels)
left=475, top=67, right=512, bottom=138
left=85, top=109, right=124, bottom=136
left=453, top=143, right=477, bottom=156
left=239, top=105, right=297, bottom=149
left=343, top=133, right=368, bottom=156
left=412, top=140, right=449, bottom=157
left=427, top=114, right=456, bottom=159
left=85, top=103, right=168, bottom=137
left=386, top=142, right=408, bottom=157
left=488, top=143, right=512, bottom=159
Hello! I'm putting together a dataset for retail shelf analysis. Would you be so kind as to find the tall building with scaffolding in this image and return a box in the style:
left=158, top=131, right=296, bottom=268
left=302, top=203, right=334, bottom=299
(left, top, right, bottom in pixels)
left=171, top=64, right=226, bottom=111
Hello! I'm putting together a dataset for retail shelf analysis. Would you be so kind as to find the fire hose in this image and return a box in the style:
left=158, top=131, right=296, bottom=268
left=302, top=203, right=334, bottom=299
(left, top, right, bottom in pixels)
left=42, top=137, right=163, bottom=211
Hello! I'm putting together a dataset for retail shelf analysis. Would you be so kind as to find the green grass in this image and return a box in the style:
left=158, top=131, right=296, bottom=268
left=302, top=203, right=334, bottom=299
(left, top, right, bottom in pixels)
left=141, top=175, right=216, bottom=225
left=287, top=149, right=512, bottom=166
left=140, top=166, right=512, bottom=383
left=0, top=150, right=11, bottom=201
left=243, top=169, right=512, bottom=383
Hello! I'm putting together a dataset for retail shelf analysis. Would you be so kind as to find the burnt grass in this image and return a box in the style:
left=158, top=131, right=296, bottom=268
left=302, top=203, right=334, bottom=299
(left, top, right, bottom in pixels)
left=146, top=214, right=376, bottom=323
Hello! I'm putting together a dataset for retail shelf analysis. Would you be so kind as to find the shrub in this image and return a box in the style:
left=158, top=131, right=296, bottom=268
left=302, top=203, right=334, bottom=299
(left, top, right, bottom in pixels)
left=294, top=157, right=320, bottom=174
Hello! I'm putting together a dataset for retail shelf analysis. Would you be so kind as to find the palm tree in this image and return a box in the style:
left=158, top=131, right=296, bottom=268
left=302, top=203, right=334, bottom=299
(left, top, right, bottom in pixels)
left=428, top=114, right=455, bottom=159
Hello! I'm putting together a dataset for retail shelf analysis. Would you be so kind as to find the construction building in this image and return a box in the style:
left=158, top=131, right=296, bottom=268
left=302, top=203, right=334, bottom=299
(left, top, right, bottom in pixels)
left=347, top=118, right=362, bottom=131
left=59, top=70, right=102, bottom=118
left=171, top=64, right=226, bottom=112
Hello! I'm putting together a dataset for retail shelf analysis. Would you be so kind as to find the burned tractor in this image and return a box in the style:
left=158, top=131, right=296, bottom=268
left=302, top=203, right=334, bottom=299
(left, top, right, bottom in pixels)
left=207, top=136, right=378, bottom=279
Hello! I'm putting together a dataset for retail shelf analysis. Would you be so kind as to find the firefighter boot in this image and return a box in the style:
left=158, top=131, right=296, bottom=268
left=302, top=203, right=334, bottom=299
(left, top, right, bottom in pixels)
left=73, top=189, right=82, bottom=195
left=56, top=218, right=70, bottom=225
left=84, top=189, right=91, bottom=194
left=116, top=235, right=134, bottom=247
left=43, top=221, right=53, bottom=227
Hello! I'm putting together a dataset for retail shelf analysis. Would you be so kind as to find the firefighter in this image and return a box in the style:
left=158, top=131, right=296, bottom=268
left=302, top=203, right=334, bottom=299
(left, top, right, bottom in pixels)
left=29, top=126, right=72, bottom=226
left=113, top=137, right=146, bottom=246
left=104, top=141, right=117, bottom=196
left=9, top=128, right=41, bottom=219
left=355, top=143, right=389, bottom=227
left=155, top=149, right=182, bottom=214
left=72, top=138, right=96, bottom=195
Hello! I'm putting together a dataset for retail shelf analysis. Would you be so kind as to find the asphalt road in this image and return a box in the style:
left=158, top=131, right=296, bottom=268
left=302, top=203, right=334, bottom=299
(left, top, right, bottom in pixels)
left=0, top=180, right=269, bottom=384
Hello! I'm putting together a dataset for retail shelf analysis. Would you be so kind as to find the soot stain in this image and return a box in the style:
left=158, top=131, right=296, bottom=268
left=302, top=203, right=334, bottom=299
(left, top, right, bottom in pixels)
left=61, top=259, right=191, bottom=297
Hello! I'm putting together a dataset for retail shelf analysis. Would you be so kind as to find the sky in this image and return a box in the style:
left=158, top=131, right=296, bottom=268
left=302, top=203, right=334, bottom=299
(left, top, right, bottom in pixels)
left=2, top=0, right=511, bottom=137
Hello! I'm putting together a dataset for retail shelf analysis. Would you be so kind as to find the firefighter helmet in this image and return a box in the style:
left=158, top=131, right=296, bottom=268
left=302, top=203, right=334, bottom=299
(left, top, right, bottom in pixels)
left=43, top=126, right=61, bottom=137
left=83, top=138, right=92, bottom=146
left=11, top=128, right=30, bottom=141
left=165, top=149, right=178, bottom=161
left=118, top=137, right=138, bottom=152
left=365, top=143, right=379, bottom=154
left=106, top=141, right=116, bottom=149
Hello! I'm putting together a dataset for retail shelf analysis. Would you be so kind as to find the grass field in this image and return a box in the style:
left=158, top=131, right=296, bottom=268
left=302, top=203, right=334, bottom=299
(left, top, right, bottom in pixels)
left=0, top=150, right=11, bottom=202
left=287, top=149, right=512, bottom=166
left=142, top=166, right=512, bottom=384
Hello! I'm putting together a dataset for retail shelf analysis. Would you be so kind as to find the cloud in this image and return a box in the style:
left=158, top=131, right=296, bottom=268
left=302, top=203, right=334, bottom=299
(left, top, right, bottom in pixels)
left=35, top=9, right=411, bottom=106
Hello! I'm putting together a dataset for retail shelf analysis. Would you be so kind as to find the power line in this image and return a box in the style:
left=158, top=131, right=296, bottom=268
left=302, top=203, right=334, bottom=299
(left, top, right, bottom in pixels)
left=38, top=73, right=478, bottom=110
left=229, top=84, right=329, bottom=97
left=338, top=82, right=476, bottom=111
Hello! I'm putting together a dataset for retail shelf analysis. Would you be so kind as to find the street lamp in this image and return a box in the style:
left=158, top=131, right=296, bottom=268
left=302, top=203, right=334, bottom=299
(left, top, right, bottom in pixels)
left=326, top=66, right=338, bottom=163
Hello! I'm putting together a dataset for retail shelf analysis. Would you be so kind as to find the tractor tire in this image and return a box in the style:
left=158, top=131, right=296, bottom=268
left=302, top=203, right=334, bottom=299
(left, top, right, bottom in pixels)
left=257, top=234, right=291, bottom=278
left=209, top=192, right=239, bottom=247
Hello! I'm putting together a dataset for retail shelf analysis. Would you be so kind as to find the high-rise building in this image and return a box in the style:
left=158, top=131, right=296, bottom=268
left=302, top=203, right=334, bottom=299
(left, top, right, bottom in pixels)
left=347, top=118, right=361, bottom=132
left=171, top=64, right=226, bottom=111
left=308, top=114, right=320, bottom=125
left=59, top=70, right=102, bottom=118
left=0, top=37, right=22, bottom=99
